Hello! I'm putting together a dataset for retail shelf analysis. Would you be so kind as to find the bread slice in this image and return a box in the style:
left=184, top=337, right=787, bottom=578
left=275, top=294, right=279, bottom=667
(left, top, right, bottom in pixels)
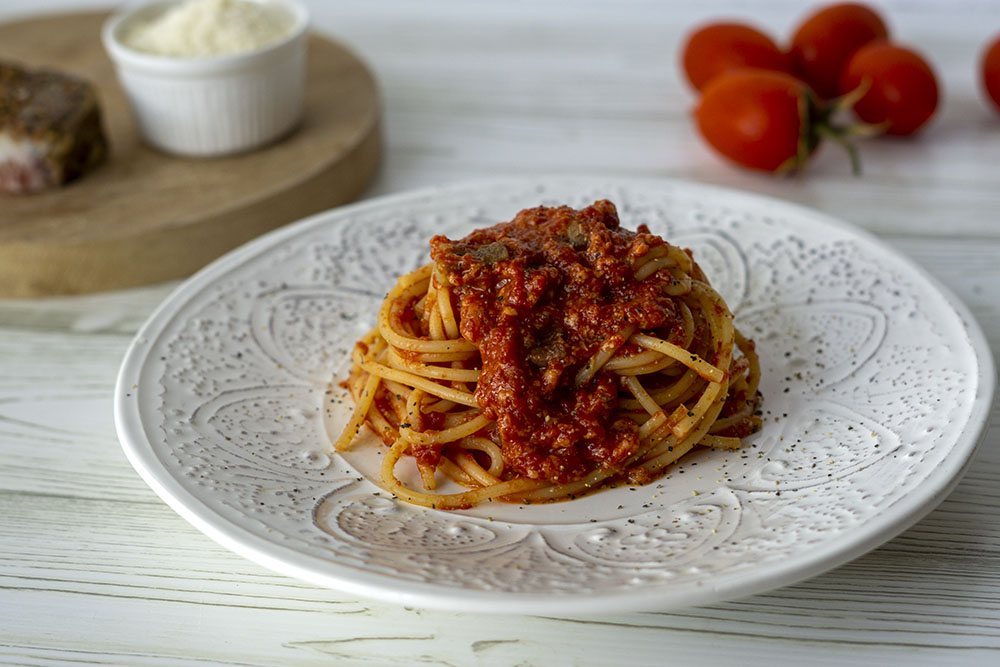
left=0, top=61, right=108, bottom=194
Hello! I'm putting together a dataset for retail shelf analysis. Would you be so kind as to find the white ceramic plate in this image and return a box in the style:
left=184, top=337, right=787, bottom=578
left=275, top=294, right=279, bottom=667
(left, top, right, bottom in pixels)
left=115, top=177, right=995, bottom=614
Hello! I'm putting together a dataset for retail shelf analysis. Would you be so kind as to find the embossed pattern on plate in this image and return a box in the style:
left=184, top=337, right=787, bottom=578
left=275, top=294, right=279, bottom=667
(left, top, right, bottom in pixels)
left=115, top=177, right=994, bottom=613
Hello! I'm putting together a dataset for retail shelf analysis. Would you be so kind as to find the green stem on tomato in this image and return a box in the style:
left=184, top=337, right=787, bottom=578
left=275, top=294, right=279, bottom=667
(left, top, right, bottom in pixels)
left=815, top=124, right=862, bottom=176
left=794, top=81, right=884, bottom=177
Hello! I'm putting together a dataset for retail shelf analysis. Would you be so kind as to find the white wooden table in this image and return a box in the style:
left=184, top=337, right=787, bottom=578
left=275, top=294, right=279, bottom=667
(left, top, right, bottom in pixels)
left=3, top=1, right=999, bottom=664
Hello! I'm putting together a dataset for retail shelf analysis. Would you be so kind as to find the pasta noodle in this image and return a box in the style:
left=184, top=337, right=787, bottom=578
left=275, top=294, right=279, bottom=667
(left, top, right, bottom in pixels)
left=334, top=200, right=761, bottom=508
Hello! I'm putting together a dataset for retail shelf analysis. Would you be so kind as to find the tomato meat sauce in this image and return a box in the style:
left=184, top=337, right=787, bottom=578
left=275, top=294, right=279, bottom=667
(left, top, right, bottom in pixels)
left=429, top=200, right=684, bottom=484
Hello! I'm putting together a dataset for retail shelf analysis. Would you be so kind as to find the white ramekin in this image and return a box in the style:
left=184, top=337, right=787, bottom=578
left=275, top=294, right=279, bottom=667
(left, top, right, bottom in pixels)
left=102, top=0, right=309, bottom=157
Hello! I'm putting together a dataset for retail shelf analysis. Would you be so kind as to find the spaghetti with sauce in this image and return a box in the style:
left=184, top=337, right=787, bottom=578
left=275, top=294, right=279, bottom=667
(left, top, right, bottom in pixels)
left=334, top=200, right=761, bottom=508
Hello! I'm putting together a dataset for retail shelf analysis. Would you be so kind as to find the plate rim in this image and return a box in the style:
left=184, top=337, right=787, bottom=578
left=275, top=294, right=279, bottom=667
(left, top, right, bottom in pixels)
left=114, top=175, right=997, bottom=614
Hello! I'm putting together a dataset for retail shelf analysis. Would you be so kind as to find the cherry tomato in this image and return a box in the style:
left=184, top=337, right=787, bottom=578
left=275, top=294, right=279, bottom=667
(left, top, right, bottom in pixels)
left=681, top=22, right=789, bottom=91
left=982, top=34, right=1000, bottom=113
left=840, top=42, right=939, bottom=135
left=695, top=70, right=815, bottom=172
left=790, top=3, right=888, bottom=98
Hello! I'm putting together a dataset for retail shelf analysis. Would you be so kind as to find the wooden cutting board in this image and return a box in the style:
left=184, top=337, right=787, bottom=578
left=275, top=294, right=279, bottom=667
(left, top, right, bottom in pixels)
left=0, top=11, right=381, bottom=297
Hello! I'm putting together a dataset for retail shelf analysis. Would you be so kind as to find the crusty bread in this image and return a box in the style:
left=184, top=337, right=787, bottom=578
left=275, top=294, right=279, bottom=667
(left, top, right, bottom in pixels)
left=0, top=61, right=108, bottom=194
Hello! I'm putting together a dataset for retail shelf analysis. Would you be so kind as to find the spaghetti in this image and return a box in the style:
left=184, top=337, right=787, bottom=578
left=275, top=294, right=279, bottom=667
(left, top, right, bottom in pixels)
left=334, top=200, right=761, bottom=508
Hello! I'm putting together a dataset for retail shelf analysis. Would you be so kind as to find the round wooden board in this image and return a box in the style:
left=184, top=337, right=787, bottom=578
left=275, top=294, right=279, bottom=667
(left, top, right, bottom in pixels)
left=0, top=11, right=381, bottom=297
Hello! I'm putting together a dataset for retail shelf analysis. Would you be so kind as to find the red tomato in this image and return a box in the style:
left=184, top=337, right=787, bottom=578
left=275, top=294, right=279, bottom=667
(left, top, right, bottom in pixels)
left=790, top=3, right=889, bottom=98
left=681, top=22, right=789, bottom=91
left=982, top=34, right=1000, bottom=112
left=840, top=42, right=939, bottom=135
left=695, top=70, right=815, bottom=172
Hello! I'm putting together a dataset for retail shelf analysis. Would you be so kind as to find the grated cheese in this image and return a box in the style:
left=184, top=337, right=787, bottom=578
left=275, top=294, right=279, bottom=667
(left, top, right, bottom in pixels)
left=121, top=0, right=295, bottom=57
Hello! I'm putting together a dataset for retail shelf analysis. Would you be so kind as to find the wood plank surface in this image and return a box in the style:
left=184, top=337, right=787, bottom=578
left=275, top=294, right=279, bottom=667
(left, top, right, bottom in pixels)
left=1, top=0, right=999, bottom=665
